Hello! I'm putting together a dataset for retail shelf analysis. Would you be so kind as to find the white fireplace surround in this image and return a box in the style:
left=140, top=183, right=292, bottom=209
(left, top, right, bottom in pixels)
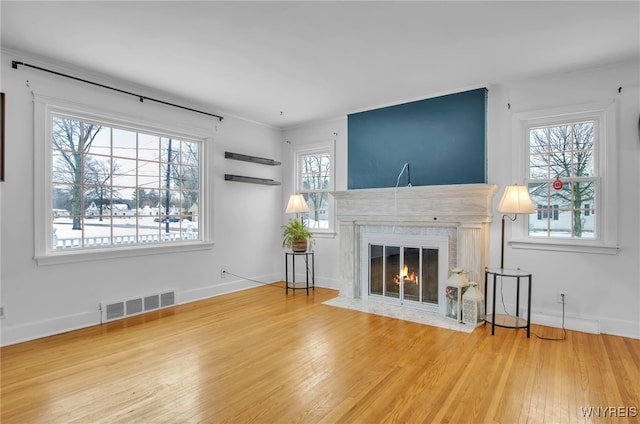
left=332, top=184, right=498, bottom=299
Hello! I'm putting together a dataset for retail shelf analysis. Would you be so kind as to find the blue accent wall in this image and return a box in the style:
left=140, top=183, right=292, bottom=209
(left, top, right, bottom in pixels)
left=347, top=88, right=487, bottom=189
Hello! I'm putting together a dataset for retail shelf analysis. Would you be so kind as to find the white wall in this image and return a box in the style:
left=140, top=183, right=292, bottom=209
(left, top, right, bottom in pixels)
left=493, top=61, right=640, bottom=338
left=284, top=60, right=640, bottom=339
left=0, top=50, right=284, bottom=346
left=281, top=118, right=347, bottom=290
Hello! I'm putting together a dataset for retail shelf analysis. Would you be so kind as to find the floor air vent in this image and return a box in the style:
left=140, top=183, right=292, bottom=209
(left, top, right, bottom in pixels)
left=101, top=290, right=177, bottom=323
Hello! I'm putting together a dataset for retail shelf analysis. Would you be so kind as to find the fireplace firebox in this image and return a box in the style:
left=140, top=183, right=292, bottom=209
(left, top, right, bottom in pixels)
left=369, top=245, right=438, bottom=303
left=361, top=231, right=449, bottom=314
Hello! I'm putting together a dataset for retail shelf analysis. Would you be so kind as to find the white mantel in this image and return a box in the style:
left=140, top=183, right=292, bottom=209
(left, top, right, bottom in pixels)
left=332, top=184, right=498, bottom=298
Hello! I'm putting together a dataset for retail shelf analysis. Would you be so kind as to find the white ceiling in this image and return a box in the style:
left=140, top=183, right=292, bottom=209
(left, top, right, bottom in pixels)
left=2, top=1, right=639, bottom=128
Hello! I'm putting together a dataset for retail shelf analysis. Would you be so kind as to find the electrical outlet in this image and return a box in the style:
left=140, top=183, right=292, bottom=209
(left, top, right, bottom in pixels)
left=557, top=291, right=567, bottom=304
left=220, top=267, right=227, bottom=278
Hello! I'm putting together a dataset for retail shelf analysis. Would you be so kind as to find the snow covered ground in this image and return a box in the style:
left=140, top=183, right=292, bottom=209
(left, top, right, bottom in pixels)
left=52, top=216, right=198, bottom=247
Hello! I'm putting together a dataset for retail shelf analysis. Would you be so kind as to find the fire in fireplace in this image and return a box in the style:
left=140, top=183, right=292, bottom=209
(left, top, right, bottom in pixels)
left=393, top=264, right=418, bottom=286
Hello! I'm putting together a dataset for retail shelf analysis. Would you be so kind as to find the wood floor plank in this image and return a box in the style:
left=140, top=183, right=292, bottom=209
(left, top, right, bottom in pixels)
left=2, top=285, right=639, bottom=423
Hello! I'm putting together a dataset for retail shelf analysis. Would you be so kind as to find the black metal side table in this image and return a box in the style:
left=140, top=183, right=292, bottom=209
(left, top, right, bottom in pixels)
left=285, top=251, right=315, bottom=295
left=484, top=267, right=532, bottom=338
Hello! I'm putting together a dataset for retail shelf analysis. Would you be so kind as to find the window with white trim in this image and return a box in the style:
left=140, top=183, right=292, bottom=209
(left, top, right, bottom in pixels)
left=293, top=141, right=335, bottom=233
left=528, top=120, right=597, bottom=238
left=512, top=101, right=618, bottom=254
left=35, top=96, right=212, bottom=264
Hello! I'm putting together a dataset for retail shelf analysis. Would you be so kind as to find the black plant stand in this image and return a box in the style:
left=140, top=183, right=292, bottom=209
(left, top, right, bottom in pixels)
left=285, top=251, right=315, bottom=295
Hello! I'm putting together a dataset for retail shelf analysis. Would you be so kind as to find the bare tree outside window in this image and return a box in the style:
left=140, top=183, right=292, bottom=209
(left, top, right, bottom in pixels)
left=528, top=121, right=596, bottom=238
left=300, top=153, right=330, bottom=229
left=51, top=117, right=103, bottom=230
left=84, top=156, right=121, bottom=221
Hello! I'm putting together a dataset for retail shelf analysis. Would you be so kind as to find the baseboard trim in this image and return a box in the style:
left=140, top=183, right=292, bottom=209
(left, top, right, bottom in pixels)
left=530, top=311, right=600, bottom=334
left=178, top=273, right=281, bottom=304
left=312, top=276, right=341, bottom=291
left=502, top=307, right=639, bottom=339
left=1, top=311, right=99, bottom=347
left=597, top=317, right=640, bottom=340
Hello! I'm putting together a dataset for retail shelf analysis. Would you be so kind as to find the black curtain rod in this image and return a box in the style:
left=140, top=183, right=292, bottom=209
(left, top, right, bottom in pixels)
left=12, top=60, right=224, bottom=122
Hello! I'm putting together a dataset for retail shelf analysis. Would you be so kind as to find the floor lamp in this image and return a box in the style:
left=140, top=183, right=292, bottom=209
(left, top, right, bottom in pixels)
left=497, top=185, right=535, bottom=269
left=285, top=194, right=309, bottom=224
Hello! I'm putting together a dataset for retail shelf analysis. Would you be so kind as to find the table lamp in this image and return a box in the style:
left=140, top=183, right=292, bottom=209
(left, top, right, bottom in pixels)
left=285, top=194, right=309, bottom=224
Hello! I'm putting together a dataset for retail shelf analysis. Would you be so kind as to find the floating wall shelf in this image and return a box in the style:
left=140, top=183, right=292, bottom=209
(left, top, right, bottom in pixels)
left=225, top=151, right=281, bottom=166
left=224, top=174, right=281, bottom=185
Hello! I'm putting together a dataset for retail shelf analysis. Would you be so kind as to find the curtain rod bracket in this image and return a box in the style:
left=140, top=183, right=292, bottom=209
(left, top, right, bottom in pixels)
left=12, top=60, right=223, bottom=122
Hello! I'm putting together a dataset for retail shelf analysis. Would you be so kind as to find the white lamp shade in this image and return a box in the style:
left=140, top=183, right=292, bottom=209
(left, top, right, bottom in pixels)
left=285, top=194, right=310, bottom=214
left=497, top=185, right=535, bottom=214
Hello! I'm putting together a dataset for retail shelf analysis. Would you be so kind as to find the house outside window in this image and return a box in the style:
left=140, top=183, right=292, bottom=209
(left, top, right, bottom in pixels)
left=34, top=95, right=213, bottom=265
left=511, top=101, right=618, bottom=254
left=527, top=120, right=596, bottom=238
left=293, top=141, right=335, bottom=234
left=536, top=204, right=560, bottom=221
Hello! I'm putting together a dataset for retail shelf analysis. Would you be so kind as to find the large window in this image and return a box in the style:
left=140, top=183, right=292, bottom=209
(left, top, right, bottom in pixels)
left=35, top=96, right=212, bottom=264
left=294, top=141, right=335, bottom=233
left=512, top=101, right=618, bottom=254
left=527, top=120, right=597, bottom=239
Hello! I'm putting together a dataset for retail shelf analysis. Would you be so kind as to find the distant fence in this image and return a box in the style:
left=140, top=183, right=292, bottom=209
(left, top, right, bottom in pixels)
left=54, top=232, right=196, bottom=249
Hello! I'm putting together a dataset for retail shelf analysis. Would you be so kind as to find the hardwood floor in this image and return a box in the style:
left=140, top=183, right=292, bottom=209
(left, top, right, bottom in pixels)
left=2, top=284, right=639, bottom=423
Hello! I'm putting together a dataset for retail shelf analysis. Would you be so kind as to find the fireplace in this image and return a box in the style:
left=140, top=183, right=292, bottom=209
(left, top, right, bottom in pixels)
left=332, top=184, right=498, bottom=314
left=360, top=229, right=450, bottom=313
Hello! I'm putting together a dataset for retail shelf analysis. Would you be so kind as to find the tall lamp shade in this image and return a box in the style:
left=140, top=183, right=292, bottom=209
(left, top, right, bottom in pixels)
left=497, top=185, right=535, bottom=268
left=286, top=194, right=309, bottom=223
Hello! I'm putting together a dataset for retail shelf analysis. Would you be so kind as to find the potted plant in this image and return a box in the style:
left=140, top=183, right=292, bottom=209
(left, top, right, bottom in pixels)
left=282, top=218, right=313, bottom=252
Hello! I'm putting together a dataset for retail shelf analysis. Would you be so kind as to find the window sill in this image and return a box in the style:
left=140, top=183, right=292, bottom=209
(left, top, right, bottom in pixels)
left=311, top=231, right=336, bottom=239
left=510, top=239, right=619, bottom=255
left=35, top=241, right=215, bottom=266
